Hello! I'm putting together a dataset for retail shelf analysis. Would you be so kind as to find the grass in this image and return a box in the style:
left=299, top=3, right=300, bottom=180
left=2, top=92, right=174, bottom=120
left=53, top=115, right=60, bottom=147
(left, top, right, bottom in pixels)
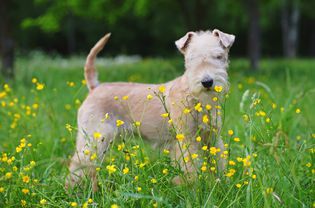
left=0, top=55, right=314, bottom=207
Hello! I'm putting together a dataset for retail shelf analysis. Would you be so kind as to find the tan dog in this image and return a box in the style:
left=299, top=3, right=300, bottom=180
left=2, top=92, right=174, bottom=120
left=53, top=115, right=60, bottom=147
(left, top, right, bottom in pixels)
left=66, top=29, right=235, bottom=190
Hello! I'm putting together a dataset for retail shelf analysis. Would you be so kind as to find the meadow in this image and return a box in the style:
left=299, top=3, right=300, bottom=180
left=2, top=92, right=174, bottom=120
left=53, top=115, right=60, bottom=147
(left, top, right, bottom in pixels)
left=0, top=54, right=314, bottom=207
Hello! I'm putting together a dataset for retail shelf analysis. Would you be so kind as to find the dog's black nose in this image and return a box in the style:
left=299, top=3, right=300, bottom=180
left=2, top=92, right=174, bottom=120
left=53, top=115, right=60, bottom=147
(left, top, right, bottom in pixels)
left=201, top=79, right=214, bottom=88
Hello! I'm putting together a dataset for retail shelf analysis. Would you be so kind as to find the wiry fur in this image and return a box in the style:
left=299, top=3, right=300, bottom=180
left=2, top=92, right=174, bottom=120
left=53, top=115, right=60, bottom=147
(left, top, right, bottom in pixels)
left=66, top=29, right=235, bottom=191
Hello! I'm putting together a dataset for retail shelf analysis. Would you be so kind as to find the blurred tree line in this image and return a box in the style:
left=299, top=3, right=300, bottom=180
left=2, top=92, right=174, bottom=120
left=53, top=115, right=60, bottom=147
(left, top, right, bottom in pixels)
left=1, top=0, right=315, bottom=79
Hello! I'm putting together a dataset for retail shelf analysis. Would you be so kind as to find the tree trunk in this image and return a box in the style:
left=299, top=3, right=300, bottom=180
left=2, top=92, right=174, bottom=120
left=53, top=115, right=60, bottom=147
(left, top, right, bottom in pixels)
left=0, top=0, right=15, bottom=79
left=247, top=0, right=261, bottom=71
left=281, top=0, right=300, bottom=58
left=66, top=13, right=76, bottom=54
left=309, top=19, right=315, bottom=57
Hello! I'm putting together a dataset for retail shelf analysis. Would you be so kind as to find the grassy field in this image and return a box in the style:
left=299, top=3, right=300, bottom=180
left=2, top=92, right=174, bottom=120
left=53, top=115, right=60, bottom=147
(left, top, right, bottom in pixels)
left=0, top=55, right=314, bottom=207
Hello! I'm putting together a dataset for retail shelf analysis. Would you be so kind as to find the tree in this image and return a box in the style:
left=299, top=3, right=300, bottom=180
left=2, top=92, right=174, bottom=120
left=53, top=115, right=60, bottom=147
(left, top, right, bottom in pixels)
left=0, top=0, right=15, bottom=79
left=246, top=0, right=261, bottom=70
left=281, top=0, right=300, bottom=58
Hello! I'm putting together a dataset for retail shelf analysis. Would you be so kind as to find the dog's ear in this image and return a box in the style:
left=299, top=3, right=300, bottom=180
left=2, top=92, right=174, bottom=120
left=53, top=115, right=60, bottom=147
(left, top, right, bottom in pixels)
left=175, top=32, right=195, bottom=54
left=212, top=29, right=235, bottom=48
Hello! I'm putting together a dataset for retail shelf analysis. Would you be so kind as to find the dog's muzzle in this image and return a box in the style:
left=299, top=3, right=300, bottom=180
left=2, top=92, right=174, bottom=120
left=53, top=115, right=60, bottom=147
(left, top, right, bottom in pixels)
left=201, top=78, right=214, bottom=89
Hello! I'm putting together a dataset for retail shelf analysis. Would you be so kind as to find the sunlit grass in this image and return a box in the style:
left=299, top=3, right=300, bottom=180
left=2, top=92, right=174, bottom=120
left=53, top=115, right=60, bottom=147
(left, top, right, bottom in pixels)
left=0, top=56, right=314, bottom=207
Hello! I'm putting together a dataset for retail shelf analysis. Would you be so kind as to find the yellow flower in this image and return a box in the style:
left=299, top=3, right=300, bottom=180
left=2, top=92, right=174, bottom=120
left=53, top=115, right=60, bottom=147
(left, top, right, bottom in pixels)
left=272, top=103, right=277, bottom=109
left=111, top=204, right=119, bottom=208
left=30, top=161, right=36, bottom=167
left=176, top=134, right=185, bottom=142
left=252, top=174, right=257, bottom=179
left=266, top=188, right=273, bottom=194
left=114, top=96, right=119, bottom=100
left=202, top=145, right=208, bottom=151
left=163, top=149, right=170, bottom=155
left=88, top=198, right=93, bottom=204
left=233, top=137, right=240, bottom=142
left=147, top=94, right=153, bottom=100
left=22, top=188, right=30, bottom=194
left=306, top=163, right=312, bottom=168
left=0, top=187, right=4, bottom=193
left=159, top=85, right=166, bottom=93
left=295, top=108, right=301, bottom=114
left=194, top=103, right=202, bottom=112
left=229, top=160, right=236, bottom=166
left=22, top=175, right=30, bottom=183
left=265, top=117, right=271, bottom=123
left=201, top=166, right=207, bottom=172
left=5, top=172, right=12, bottom=179
left=93, top=132, right=102, bottom=140
left=228, top=130, right=234, bottom=136
left=183, top=108, right=191, bottom=114
left=137, top=187, right=142, bottom=192
left=162, top=169, right=168, bottom=175
left=32, top=78, right=37, bottom=83
left=206, top=104, right=212, bottom=110
left=209, top=147, right=220, bottom=155
left=21, top=200, right=27, bottom=207
left=191, top=153, right=198, bottom=159
left=196, top=136, right=202, bottom=142
left=236, top=183, right=242, bottom=188
left=134, top=175, right=139, bottom=181
left=161, top=113, right=169, bottom=118
left=210, top=166, right=216, bottom=172
left=151, top=178, right=157, bottom=184
left=116, top=120, right=124, bottom=127
left=70, top=202, right=78, bottom=207
left=212, top=97, right=218, bottom=102
left=122, top=95, right=129, bottom=100
left=135, top=121, right=141, bottom=127
left=168, top=119, right=173, bottom=124
left=123, top=167, right=129, bottom=174
left=106, top=165, right=117, bottom=174
left=36, top=83, right=44, bottom=91
left=16, top=146, right=23, bottom=153
left=214, top=85, right=223, bottom=93
left=225, top=169, right=236, bottom=177
left=202, top=114, right=209, bottom=124
left=84, top=149, right=90, bottom=155
left=90, top=153, right=97, bottom=161
left=95, top=167, right=101, bottom=171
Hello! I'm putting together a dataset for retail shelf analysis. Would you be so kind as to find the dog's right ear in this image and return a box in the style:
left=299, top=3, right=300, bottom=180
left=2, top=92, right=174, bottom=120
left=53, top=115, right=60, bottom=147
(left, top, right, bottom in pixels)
left=175, top=32, right=195, bottom=54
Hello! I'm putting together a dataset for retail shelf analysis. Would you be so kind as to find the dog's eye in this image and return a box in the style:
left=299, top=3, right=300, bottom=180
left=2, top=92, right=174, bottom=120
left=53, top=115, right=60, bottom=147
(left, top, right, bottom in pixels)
left=216, top=55, right=223, bottom=59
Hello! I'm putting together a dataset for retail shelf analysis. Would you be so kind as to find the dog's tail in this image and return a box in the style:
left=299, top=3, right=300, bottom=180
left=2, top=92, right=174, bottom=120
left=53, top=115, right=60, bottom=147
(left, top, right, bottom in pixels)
left=84, top=33, right=111, bottom=91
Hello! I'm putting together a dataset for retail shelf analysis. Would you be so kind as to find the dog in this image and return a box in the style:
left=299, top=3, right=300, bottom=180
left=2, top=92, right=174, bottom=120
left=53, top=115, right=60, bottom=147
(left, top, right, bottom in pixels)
left=66, top=29, right=235, bottom=191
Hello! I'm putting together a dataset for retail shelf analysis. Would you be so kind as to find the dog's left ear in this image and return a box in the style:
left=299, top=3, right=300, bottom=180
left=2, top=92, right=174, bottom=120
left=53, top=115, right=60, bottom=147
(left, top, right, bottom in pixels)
left=175, top=32, right=196, bottom=54
left=212, top=29, right=235, bottom=48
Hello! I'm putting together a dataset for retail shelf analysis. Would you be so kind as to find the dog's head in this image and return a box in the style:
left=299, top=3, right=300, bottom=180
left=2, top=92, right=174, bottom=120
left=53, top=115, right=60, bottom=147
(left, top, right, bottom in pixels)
left=176, top=29, right=235, bottom=96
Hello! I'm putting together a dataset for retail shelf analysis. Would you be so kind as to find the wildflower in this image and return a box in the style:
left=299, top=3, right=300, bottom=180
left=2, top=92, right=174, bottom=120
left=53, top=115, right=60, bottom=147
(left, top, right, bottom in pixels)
left=236, top=184, right=241, bottom=188
left=162, top=169, right=168, bottom=175
left=84, top=149, right=90, bottom=155
left=212, top=97, right=218, bottom=102
left=176, top=134, right=185, bottom=142
left=202, top=115, right=209, bottom=124
left=159, top=85, right=166, bottom=93
left=123, top=167, right=129, bottom=174
left=32, top=78, right=37, bottom=83
left=5, top=172, right=12, bottom=179
left=243, top=114, right=249, bottom=122
left=272, top=103, right=277, bottom=109
left=114, top=96, right=119, bottom=100
left=201, top=166, right=207, bottom=172
left=117, top=143, right=125, bottom=151
left=21, top=200, right=27, bottom=207
left=202, top=145, right=208, bottom=151
left=210, top=167, right=216, bottom=172
left=225, top=169, right=236, bottom=177
left=161, top=113, right=169, bottom=118
left=147, top=94, right=153, bottom=100
left=206, top=104, right=212, bottom=110
left=244, top=181, right=249, bottom=185
left=265, top=117, right=271, bottom=123
left=252, top=174, right=257, bottom=179
left=233, top=137, right=240, bottom=142
left=163, top=149, right=170, bottom=155
left=88, top=199, right=93, bottom=204
left=266, top=188, right=273, bottom=194
left=306, top=163, right=312, bottom=168
left=229, top=160, right=236, bottom=166
left=30, top=161, right=36, bottom=167
left=106, top=165, right=117, bottom=174
left=228, top=130, right=234, bottom=136
left=168, top=119, right=173, bottom=124
left=70, top=202, right=78, bottom=207
left=295, top=108, right=301, bottom=114
left=116, top=120, right=124, bottom=127
left=16, top=146, right=23, bottom=153
left=137, top=187, right=142, bottom=192
left=209, top=147, right=220, bottom=155
left=214, top=85, right=223, bottom=93
left=151, top=178, right=157, bottom=184
left=111, top=204, right=119, bottom=208
left=191, top=153, right=198, bottom=159
left=82, top=80, right=86, bottom=85
left=96, top=167, right=101, bottom=171
left=183, top=108, right=191, bottom=114
left=90, top=153, right=97, bottom=161
left=36, top=83, right=45, bottom=91
left=22, top=188, right=30, bottom=194
left=194, top=103, right=202, bottom=112
left=22, top=175, right=30, bottom=183
left=196, top=136, right=202, bottom=142
left=134, top=175, right=139, bottom=181
left=184, top=157, right=189, bottom=163
left=0, top=187, right=4, bottom=193
left=135, top=121, right=141, bottom=127
left=122, top=95, right=129, bottom=100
